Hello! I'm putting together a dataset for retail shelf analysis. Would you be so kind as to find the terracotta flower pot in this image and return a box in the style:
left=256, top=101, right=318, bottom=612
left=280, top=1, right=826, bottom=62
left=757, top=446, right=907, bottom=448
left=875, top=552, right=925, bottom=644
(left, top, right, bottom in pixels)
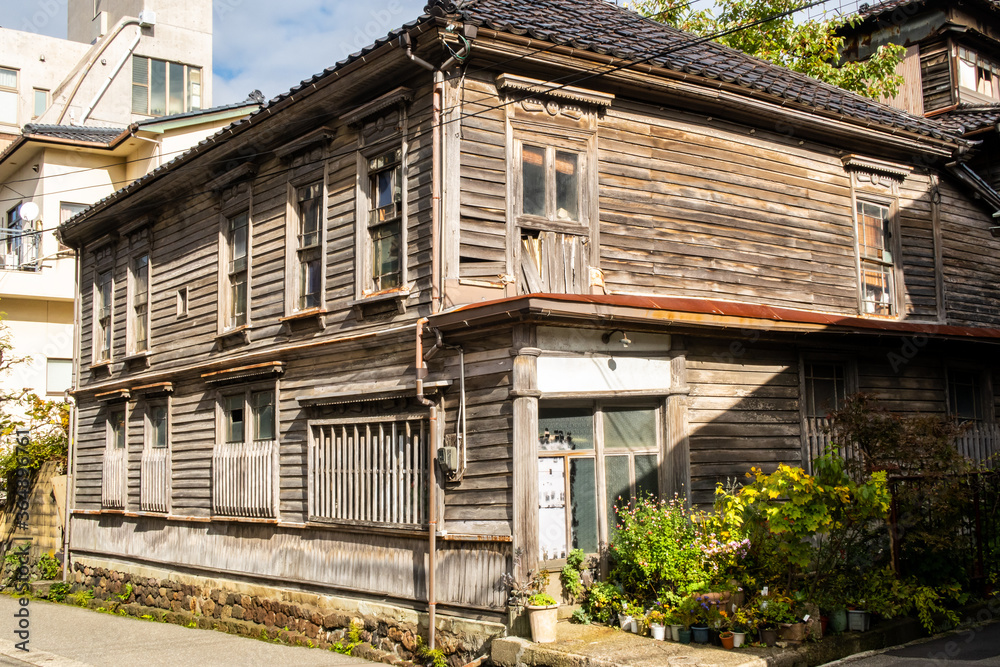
left=527, top=604, right=559, bottom=643
left=720, top=632, right=735, bottom=649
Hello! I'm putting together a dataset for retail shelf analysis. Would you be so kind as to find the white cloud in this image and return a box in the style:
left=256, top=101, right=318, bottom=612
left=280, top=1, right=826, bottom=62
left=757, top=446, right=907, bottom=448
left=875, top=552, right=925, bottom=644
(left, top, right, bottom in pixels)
left=211, top=0, right=427, bottom=105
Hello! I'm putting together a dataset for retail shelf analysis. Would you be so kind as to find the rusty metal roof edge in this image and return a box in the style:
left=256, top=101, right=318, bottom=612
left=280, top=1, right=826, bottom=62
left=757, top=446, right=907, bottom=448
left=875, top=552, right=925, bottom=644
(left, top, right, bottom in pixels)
left=430, top=293, right=1000, bottom=341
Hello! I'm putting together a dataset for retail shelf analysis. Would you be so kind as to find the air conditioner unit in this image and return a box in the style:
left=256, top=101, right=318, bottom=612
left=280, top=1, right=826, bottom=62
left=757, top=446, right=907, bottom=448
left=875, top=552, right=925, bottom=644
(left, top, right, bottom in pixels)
left=138, top=10, right=156, bottom=27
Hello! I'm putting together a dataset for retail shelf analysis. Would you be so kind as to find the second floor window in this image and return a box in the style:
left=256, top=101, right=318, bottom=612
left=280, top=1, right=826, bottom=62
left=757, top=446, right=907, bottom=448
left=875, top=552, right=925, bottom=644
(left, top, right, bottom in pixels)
left=0, top=67, right=17, bottom=126
left=856, top=200, right=896, bottom=317
left=227, top=213, right=249, bottom=328
left=296, top=183, right=322, bottom=310
left=131, top=56, right=202, bottom=116
left=130, top=254, right=149, bottom=353
left=224, top=389, right=275, bottom=444
left=521, top=144, right=581, bottom=223
left=958, top=47, right=1000, bottom=100
left=96, top=269, right=113, bottom=361
left=367, top=147, right=402, bottom=292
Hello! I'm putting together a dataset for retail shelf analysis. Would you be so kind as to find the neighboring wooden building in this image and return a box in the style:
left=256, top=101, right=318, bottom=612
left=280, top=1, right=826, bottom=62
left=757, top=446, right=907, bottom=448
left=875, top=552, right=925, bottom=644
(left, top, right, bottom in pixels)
left=57, top=0, right=1000, bottom=658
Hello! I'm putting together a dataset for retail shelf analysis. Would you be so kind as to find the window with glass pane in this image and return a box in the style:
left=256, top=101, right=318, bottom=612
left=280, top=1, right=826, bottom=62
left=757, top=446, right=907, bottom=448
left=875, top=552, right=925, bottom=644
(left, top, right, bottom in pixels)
left=33, top=89, right=47, bottom=118
left=227, top=213, right=248, bottom=327
left=538, top=405, right=659, bottom=561
left=132, top=254, right=149, bottom=352
left=0, top=68, right=17, bottom=126
left=110, top=410, right=126, bottom=448
left=224, top=395, right=245, bottom=443
left=949, top=370, right=984, bottom=422
left=520, top=143, right=582, bottom=223
left=46, top=358, right=72, bottom=395
left=150, top=405, right=168, bottom=448
left=251, top=390, right=275, bottom=441
left=297, top=183, right=322, bottom=309
left=367, top=148, right=403, bottom=291
left=804, top=363, right=846, bottom=418
left=856, top=200, right=895, bottom=316
left=131, top=56, right=202, bottom=116
left=97, top=270, right=113, bottom=360
left=958, top=47, right=1000, bottom=100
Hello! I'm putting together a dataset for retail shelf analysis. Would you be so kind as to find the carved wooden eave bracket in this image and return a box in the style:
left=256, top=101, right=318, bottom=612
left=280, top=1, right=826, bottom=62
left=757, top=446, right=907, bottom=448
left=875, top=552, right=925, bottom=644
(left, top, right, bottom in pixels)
left=132, top=381, right=174, bottom=398
left=340, top=87, right=414, bottom=128
left=95, top=388, right=131, bottom=403
left=842, top=155, right=912, bottom=181
left=496, top=73, right=615, bottom=110
left=201, top=361, right=285, bottom=386
left=206, top=161, right=259, bottom=192
left=274, top=126, right=337, bottom=161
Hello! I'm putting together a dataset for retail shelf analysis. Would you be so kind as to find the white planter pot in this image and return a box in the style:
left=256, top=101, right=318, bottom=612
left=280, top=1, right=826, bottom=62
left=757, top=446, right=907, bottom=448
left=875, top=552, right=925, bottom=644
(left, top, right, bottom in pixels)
left=651, top=624, right=666, bottom=641
left=618, top=613, right=636, bottom=632
left=670, top=624, right=683, bottom=641
left=733, top=631, right=746, bottom=648
left=527, top=604, right=559, bottom=643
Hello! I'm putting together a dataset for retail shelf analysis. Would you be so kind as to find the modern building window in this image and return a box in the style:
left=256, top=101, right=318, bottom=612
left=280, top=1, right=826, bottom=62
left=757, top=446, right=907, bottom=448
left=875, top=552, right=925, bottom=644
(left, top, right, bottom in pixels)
left=0, top=67, right=17, bottom=126
left=366, top=147, right=402, bottom=293
left=308, top=417, right=428, bottom=526
left=45, top=358, right=73, bottom=396
left=131, top=56, right=202, bottom=116
left=520, top=143, right=582, bottom=224
left=958, top=47, right=1000, bottom=100
left=948, top=369, right=986, bottom=423
left=60, top=202, right=88, bottom=224
left=95, top=269, right=113, bottom=361
left=226, top=212, right=249, bottom=328
left=856, top=200, right=896, bottom=316
left=295, top=182, right=323, bottom=310
left=129, top=254, right=149, bottom=353
left=537, top=404, right=659, bottom=561
left=32, top=89, right=48, bottom=119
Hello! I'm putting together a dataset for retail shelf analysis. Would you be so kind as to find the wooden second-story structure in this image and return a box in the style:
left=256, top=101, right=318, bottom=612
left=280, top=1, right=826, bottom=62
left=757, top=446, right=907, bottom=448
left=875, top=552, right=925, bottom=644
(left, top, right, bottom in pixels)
left=57, top=0, right=1000, bottom=655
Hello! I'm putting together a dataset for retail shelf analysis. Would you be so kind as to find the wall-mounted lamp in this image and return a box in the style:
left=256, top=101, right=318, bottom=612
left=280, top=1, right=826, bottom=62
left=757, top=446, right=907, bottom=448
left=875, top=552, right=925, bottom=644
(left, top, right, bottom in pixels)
left=601, top=329, right=631, bottom=348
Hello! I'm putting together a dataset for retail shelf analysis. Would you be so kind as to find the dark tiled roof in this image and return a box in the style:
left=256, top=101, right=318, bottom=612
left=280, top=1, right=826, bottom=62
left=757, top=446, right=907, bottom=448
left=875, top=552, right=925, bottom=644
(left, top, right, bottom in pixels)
left=455, top=0, right=955, bottom=139
left=857, top=0, right=1000, bottom=20
left=933, top=104, right=1000, bottom=135
left=21, top=124, right=125, bottom=143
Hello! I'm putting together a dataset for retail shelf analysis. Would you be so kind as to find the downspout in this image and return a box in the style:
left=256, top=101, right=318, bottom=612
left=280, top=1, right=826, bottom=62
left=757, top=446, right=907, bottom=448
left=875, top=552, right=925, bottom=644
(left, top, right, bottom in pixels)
left=415, top=318, right=438, bottom=648
left=57, top=18, right=141, bottom=124
left=63, top=247, right=82, bottom=582
left=80, top=31, right=142, bottom=124
left=405, top=29, right=472, bottom=650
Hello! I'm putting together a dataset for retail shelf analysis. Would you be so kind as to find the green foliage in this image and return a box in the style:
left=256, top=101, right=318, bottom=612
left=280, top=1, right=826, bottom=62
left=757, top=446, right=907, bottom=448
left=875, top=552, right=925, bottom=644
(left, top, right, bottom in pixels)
left=628, top=0, right=905, bottom=99
left=414, top=636, right=448, bottom=667
left=118, top=582, right=133, bottom=602
left=570, top=607, right=592, bottom=624
left=48, top=582, right=71, bottom=602
left=609, top=495, right=707, bottom=599
left=581, top=580, right=623, bottom=625
left=560, top=548, right=587, bottom=598
left=74, top=588, right=94, bottom=607
left=500, top=547, right=551, bottom=613
left=527, top=592, right=557, bottom=606
left=332, top=621, right=363, bottom=655
left=37, top=553, right=61, bottom=580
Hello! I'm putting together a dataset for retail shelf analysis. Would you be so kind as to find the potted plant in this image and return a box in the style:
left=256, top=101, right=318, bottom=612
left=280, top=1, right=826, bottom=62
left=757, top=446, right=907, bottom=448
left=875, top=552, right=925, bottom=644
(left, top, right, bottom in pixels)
left=675, top=595, right=700, bottom=644
left=499, top=548, right=551, bottom=638
left=618, top=600, right=637, bottom=633
left=690, top=596, right=712, bottom=644
left=717, top=608, right=735, bottom=649
left=732, top=605, right=759, bottom=648
left=847, top=605, right=871, bottom=632
left=526, top=591, right=560, bottom=643
left=646, top=608, right=667, bottom=641
left=664, top=606, right=684, bottom=641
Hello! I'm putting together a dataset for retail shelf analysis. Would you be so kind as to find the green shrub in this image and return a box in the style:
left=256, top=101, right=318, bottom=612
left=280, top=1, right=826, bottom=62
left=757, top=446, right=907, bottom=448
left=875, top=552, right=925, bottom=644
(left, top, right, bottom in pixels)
left=48, top=582, right=71, bottom=602
left=37, top=553, right=61, bottom=580
left=581, top=580, right=622, bottom=625
left=560, top=548, right=586, bottom=598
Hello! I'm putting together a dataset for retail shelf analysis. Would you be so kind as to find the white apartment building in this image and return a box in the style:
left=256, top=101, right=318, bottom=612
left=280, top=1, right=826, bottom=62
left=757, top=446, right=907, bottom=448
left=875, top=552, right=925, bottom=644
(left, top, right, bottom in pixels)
left=0, top=0, right=255, bottom=410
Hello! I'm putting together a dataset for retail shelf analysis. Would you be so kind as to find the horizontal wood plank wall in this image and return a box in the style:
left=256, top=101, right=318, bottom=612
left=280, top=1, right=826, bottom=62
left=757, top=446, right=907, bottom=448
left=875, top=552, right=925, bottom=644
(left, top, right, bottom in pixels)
left=685, top=340, right=802, bottom=505
left=71, top=515, right=508, bottom=610
left=937, top=179, right=1000, bottom=327
left=438, top=331, right=514, bottom=536
left=458, top=74, right=508, bottom=278
left=597, top=100, right=857, bottom=312
left=896, top=171, right=940, bottom=319
left=855, top=348, right=947, bottom=416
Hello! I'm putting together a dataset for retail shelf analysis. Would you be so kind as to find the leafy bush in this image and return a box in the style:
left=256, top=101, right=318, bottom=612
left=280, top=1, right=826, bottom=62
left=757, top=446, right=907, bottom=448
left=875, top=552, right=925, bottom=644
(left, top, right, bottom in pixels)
left=581, top=580, right=622, bottom=625
left=48, top=581, right=71, bottom=602
left=560, top=548, right=586, bottom=598
left=332, top=621, right=363, bottom=655
left=37, top=553, right=60, bottom=580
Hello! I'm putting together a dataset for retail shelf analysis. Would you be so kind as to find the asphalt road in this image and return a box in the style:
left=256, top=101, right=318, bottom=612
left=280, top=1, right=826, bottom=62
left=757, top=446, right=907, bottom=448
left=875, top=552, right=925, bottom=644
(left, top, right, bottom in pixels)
left=0, top=595, right=375, bottom=666
left=826, top=621, right=1000, bottom=667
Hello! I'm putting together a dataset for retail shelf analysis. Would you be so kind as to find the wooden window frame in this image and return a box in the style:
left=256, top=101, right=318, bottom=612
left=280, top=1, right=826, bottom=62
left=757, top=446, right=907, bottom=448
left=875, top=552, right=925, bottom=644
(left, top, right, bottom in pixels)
left=355, top=137, right=409, bottom=301
left=853, top=195, right=901, bottom=319
left=218, top=209, right=252, bottom=334
left=284, top=177, right=327, bottom=315
left=32, top=88, right=48, bottom=119
left=102, top=403, right=128, bottom=509
left=956, top=46, right=1000, bottom=102
left=219, top=385, right=276, bottom=446
left=141, top=398, right=171, bottom=513
left=212, top=381, right=279, bottom=518
left=93, top=266, right=114, bottom=364
left=536, top=401, right=662, bottom=565
left=946, top=366, right=994, bottom=424
left=307, top=414, right=429, bottom=529
left=798, top=355, right=858, bottom=473
left=127, top=251, right=151, bottom=355
left=511, top=128, right=593, bottom=236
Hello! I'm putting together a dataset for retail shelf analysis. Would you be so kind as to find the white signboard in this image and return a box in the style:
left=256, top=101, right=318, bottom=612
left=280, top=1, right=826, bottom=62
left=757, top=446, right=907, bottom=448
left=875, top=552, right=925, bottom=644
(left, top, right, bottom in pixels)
left=537, top=355, right=672, bottom=394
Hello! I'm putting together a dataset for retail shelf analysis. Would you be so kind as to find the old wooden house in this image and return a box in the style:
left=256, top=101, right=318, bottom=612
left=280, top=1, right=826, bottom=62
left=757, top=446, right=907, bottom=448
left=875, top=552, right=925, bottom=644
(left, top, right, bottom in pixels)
left=57, top=0, right=1000, bottom=657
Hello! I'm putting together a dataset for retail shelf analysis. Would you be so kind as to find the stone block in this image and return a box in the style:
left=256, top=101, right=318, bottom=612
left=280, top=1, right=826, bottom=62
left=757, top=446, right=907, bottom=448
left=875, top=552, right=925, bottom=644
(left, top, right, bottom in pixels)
left=232, top=605, right=244, bottom=620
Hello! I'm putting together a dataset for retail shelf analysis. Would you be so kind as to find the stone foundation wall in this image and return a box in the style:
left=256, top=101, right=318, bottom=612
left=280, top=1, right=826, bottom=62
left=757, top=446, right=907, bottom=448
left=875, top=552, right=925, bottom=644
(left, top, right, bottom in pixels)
left=70, top=557, right=504, bottom=665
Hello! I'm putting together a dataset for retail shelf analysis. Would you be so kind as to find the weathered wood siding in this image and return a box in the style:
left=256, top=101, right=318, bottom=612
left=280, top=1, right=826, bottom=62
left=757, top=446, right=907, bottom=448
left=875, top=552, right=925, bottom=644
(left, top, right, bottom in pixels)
left=685, top=340, right=802, bottom=505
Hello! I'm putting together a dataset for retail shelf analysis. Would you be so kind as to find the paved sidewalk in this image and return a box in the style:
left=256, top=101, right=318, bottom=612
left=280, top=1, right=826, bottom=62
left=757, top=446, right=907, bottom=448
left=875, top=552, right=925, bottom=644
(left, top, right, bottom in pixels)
left=0, top=596, right=374, bottom=667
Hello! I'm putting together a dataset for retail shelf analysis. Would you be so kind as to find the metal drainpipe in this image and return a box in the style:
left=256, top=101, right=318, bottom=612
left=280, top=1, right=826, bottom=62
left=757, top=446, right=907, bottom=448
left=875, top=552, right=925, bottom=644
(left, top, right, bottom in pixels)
left=63, top=246, right=82, bottom=581
left=415, top=318, right=438, bottom=648
left=80, top=31, right=141, bottom=124
left=405, top=30, right=471, bottom=649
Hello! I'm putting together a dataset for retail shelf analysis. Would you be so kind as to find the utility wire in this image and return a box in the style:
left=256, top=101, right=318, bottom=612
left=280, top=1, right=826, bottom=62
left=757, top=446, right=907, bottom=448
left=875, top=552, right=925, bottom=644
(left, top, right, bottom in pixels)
left=11, top=0, right=837, bottom=216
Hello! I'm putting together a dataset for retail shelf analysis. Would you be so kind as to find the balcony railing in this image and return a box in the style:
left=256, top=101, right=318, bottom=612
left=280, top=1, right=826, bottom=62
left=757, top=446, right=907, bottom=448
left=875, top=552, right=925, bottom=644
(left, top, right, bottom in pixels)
left=0, top=230, right=40, bottom=271
left=140, top=448, right=170, bottom=513
left=212, top=440, right=276, bottom=517
left=101, top=447, right=127, bottom=509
